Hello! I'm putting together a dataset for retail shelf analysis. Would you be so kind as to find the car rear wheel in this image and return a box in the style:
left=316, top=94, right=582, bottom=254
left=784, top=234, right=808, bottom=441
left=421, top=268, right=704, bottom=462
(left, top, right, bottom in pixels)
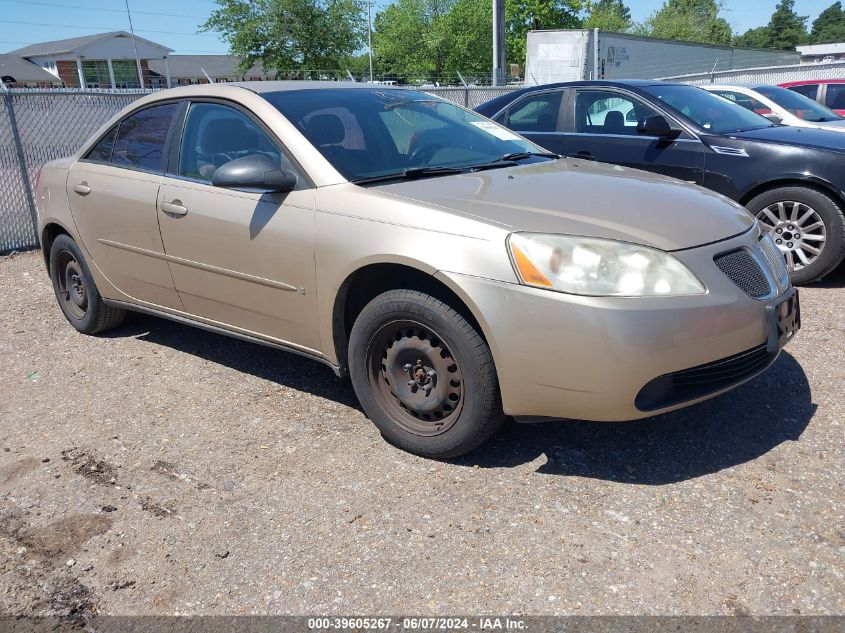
left=49, top=234, right=126, bottom=334
left=348, top=289, right=505, bottom=458
left=747, top=186, right=845, bottom=285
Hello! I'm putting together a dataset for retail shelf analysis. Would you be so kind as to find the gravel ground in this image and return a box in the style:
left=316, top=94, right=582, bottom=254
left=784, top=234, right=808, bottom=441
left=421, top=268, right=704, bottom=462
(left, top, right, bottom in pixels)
left=0, top=250, right=843, bottom=617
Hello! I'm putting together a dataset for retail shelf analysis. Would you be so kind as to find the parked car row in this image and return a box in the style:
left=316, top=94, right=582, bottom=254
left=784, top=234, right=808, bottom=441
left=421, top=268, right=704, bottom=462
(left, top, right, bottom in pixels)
left=37, top=81, right=802, bottom=458
left=476, top=80, right=845, bottom=284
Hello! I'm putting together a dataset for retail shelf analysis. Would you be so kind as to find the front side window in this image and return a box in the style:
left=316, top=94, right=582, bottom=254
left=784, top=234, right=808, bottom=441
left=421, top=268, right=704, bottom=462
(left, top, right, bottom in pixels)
left=177, top=102, right=297, bottom=183
left=111, top=103, right=179, bottom=171
left=574, top=90, right=657, bottom=135
left=755, top=86, right=842, bottom=122
left=785, top=84, right=819, bottom=100
left=641, top=84, right=771, bottom=134
left=264, top=89, right=541, bottom=182
left=711, top=90, right=772, bottom=115
left=505, top=92, right=562, bottom=132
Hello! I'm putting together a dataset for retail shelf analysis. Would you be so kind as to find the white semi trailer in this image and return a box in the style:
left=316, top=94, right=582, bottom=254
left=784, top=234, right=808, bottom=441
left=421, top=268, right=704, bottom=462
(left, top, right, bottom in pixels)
left=524, top=30, right=800, bottom=85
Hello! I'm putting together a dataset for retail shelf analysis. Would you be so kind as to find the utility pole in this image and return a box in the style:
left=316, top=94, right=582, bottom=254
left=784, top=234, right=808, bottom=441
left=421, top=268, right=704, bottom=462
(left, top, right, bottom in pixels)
left=492, top=0, right=505, bottom=86
left=124, top=0, right=145, bottom=89
left=367, top=0, right=374, bottom=83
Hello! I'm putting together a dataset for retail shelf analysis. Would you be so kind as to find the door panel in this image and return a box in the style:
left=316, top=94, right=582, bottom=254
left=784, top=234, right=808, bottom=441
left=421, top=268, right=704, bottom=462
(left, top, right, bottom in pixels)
left=563, top=89, right=705, bottom=183
left=156, top=181, right=318, bottom=349
left=157, top=101, right=320, bottom=351
left=65, top=102, right=182, bottom=309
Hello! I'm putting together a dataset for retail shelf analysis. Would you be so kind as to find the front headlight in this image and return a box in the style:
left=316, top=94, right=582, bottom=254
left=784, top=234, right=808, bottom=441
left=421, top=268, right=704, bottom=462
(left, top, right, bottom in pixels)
left=508, top=233, right=706, bottom=297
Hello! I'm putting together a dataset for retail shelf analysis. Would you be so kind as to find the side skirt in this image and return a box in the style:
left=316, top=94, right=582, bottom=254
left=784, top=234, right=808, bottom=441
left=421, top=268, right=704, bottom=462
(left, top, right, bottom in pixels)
left=104, top=299, right=343, bottom=377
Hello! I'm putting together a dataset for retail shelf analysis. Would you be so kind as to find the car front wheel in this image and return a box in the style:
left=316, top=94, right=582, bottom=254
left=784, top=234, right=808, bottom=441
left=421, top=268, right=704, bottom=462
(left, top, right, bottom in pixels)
left=348, top=289, right=505, bottom=458
left=747, top=186, right=845, bottom=284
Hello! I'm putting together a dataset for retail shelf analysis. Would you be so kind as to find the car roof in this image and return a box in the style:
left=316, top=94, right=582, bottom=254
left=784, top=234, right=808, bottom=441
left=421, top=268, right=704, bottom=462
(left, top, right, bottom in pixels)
left=780, top=79, right=845, bottom=86
left=229, top=80, right=405, bottom=93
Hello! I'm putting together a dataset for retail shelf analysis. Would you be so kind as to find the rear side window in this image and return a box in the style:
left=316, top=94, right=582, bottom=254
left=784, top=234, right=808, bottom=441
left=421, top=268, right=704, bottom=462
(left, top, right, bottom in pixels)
left=825, top=84, right=845, bottom=110
left=111, top=103, right=179, bottom=171
left=84, top=126, right=118, bottom=162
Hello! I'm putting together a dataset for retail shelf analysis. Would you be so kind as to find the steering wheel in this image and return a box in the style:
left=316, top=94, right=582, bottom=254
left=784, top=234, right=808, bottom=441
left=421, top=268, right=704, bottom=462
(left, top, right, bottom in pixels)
left=408, top=143, right=444, bottom=166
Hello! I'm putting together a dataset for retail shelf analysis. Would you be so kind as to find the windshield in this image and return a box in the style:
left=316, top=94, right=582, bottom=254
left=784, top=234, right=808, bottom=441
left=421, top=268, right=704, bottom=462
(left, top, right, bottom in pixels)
left=755, top=85, right=843, bottom=122
left=263, top=89, right=543, bottom=182
left=641, top=84, right=773, bottom=134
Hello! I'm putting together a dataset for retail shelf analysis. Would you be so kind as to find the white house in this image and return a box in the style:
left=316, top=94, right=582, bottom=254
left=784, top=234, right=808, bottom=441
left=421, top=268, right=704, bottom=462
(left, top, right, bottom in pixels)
left=797, top=42, right=845, bottom=63
left=8, top=31, right=173, bottom=89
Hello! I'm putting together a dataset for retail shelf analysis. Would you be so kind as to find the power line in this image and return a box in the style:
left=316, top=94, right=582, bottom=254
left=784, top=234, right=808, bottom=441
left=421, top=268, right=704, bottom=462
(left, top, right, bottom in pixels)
left=0, top=19, right=219, bottom=37
left=0, top=0, right=205, bottom=19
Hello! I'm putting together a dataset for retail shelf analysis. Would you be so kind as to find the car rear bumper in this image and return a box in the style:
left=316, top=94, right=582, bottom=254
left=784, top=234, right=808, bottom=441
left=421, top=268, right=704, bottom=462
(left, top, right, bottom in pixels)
left=437, top=230, right=794, bottom=421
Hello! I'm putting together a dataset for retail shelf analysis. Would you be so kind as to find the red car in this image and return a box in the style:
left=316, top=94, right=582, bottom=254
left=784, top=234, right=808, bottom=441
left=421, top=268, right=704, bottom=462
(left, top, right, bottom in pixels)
left=780, top=79, right=845, bottom=116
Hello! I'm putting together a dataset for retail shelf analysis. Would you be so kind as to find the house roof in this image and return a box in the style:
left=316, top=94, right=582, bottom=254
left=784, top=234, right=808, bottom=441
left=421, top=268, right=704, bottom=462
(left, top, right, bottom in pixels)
left=148, top=55, right=273, bottom=79
left=796, top=43, right=845, bottom=56
left=0, top=54, right=61, bottom=83
left=8, top=31, right=172, bottom=57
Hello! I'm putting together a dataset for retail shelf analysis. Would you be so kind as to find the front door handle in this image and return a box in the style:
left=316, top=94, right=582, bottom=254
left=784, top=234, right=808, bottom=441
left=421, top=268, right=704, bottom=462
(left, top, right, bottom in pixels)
left=161, top=200, right=188, bottom=216
left=72, top=182, right=91, bottom=195
left=575, top=151, right=596, bottom=161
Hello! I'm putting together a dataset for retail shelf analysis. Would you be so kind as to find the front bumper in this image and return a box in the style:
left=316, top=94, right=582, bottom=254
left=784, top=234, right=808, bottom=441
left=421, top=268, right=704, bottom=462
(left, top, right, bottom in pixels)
left=438, top=229, right=795, bottom=421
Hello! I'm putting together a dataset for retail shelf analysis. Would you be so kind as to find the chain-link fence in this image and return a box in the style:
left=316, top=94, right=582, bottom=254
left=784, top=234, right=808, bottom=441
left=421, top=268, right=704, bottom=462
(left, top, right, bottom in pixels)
left=0, top=85, right=518, bottom=254
left=659, top=60, right=845, bottom=86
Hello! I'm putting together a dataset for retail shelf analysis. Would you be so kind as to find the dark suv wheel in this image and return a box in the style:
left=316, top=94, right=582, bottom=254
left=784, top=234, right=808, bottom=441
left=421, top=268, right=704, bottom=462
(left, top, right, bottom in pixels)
left=348, top=289, right=505, bottom=458
left=49, top=234, right=126, bottom=334
left=747, top=186, right=845, bottom=285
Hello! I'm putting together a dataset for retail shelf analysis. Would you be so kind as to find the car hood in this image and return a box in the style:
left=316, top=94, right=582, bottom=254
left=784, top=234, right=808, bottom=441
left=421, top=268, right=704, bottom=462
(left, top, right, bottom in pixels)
left=369, top=159, right=754, bottom=251
left=730, top=124, right=845, bottom=152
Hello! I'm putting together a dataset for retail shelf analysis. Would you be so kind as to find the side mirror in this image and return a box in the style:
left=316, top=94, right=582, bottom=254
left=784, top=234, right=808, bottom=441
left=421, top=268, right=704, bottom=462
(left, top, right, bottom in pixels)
left=637, top=115, right=676, bottom=137
left=762, top=113, right=783, bottom=125
left=212, top=154, right=297, bottom=193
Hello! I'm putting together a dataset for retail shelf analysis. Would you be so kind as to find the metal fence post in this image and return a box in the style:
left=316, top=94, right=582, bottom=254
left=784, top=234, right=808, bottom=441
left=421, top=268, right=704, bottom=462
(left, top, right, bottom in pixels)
left=3, top=89, right=38, bottom=242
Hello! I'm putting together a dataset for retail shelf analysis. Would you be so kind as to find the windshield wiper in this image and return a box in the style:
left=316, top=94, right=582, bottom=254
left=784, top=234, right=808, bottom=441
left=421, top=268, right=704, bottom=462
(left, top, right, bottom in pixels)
left=353, top=166, right=465, bottom=185
left=463, top=151, right=560, bottom=173
left=498, top=151, right=560, bottom=161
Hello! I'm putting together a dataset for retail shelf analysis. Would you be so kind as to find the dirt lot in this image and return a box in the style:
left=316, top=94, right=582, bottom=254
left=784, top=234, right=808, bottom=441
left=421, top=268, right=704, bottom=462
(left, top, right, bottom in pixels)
left=1, top=249, right=843, bottom=617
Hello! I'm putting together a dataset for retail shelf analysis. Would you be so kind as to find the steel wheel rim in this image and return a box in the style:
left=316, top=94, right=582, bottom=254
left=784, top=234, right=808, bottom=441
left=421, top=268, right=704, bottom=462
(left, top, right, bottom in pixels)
left=756, top=201, right=827, bottom=272
left=56, top=250, right=88, bottom=320
left=367, top=320, right=465, bottom=437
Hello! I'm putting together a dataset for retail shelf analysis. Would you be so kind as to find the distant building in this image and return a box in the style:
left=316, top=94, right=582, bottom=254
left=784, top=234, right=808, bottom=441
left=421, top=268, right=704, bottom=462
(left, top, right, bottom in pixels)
left=797, top=43, right=845, bottom=64
left=2, top=31, right=276, bottom=89
left=8, top=31, right=173, bottom=88
left=147, top=55, right=276, bottom=87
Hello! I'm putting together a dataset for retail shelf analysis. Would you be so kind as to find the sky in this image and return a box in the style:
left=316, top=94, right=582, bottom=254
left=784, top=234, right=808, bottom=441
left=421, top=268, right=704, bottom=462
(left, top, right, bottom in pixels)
left=0, top=0, right=837, bottom=56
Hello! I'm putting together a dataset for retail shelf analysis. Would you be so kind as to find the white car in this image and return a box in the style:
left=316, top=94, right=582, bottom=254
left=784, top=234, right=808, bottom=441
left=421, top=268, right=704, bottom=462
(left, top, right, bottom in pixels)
left=703, top=84, right=845, bottom=133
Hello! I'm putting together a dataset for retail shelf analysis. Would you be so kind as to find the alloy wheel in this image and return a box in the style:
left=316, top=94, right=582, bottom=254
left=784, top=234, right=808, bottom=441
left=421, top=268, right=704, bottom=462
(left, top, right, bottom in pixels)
left=756, top=200, right=827, bottom=272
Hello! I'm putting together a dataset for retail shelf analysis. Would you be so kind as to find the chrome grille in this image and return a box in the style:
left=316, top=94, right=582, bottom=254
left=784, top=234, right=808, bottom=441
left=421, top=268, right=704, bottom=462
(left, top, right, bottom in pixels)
left=714, top=249, right=773, bottom=299
left=759, top=232, right=789, bottom=288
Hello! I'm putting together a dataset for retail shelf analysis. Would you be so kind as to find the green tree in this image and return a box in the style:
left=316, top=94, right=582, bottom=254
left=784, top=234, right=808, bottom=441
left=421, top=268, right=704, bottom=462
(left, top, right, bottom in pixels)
left=811, top=1, right=845, bottom=44
left=506, top=0, right=583, bottom=68
left=734, top=26, right=771, bottom=48
left=583, top=0, right=631, bottom=32
left=639, top=0, right=732, bottom=45
left=444, top=0, right=494, bottom=77
left=202, top=0, right=366, bottom=73
left=372, top=0, right=454, bottom=80
left=766, top=0, right=809, bottom=49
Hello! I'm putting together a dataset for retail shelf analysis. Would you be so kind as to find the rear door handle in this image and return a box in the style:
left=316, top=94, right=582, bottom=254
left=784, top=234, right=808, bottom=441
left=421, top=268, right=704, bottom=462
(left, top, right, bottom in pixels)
left=575, top=151, right=596, bottom=161
left=160, top=200, right=188, bottom=216
left=72, top=182, right=91, bottom=195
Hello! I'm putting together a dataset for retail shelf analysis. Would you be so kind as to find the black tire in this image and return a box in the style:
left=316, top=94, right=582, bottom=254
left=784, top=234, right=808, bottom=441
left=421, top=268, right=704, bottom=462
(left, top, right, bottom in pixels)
left=746, top=186, right=845, bottom=285
left=348, top=289, right=505, bottom=458
left=49, top=234, right=126, bottom=334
